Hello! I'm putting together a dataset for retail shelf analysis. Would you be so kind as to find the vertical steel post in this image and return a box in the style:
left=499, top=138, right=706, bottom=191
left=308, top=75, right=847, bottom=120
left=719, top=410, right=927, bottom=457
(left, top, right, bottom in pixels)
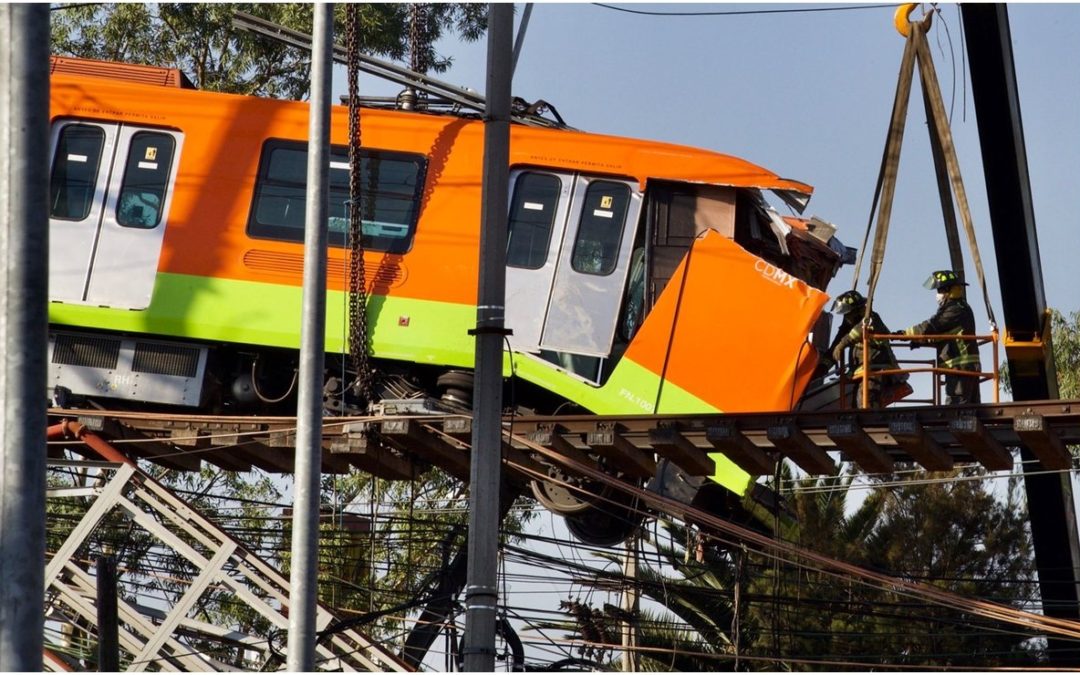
left=511, top=3, right=534, bottom=77
left=463, top=4, right=512, bottom=671
left=286, top=4, right=333, bottom=671
left=96, top=556, right=119, bottom=671
left=961, top=4, right=1080, bottom=665
left=0, top=4, right=48, bottom=671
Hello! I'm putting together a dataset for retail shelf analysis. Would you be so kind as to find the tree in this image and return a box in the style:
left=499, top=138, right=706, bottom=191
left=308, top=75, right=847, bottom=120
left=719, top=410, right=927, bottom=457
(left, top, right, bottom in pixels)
left=563, top=469, right=1040, bottom=670
left=1049, top=308, right=1080, bottom=398
left=50, top=3, right=488, bottom=100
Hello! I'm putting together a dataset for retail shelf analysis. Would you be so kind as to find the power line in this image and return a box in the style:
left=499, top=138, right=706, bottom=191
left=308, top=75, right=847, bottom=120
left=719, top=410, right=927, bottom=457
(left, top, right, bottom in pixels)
left=592, top=3, right=896, bottom=18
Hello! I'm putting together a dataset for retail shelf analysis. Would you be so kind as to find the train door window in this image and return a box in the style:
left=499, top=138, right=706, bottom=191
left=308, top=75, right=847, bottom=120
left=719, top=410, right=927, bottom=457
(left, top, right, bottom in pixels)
left=248, top=139, right=427, bottom=254
left=570, top=181, right=631, bottom=275
left=116, top=132, right=176, bottom=228
left=507, top=171, right=561, bottom=269
left=48, top=120, right=183, bottom=310
left=49, top=124, right=105, bottom=221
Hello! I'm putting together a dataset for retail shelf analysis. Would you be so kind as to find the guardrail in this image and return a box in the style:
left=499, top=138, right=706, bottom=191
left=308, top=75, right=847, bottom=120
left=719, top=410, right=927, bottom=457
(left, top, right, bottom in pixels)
left=839, top=330, right=1000, bottom=409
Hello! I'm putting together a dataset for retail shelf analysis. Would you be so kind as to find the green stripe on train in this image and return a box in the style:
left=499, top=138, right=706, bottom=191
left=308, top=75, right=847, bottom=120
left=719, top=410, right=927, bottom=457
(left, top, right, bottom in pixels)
left=508, top=354, right=752, bottom=496
left=48, top=272, right=477, bottom=365
left=48, top=272, right=752, bottom=495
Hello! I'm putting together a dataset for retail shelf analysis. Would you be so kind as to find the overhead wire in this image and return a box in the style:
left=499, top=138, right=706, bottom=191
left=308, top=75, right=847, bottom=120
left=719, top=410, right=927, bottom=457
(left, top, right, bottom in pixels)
left=510, top=431, right=1080, bottom=642
left=592, top=3, right=897, bottom=18
left=44, top=411, right=1070, bottom=670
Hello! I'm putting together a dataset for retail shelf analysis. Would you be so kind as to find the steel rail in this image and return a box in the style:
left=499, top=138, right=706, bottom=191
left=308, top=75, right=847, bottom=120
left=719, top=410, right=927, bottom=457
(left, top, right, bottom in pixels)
left=47, top=397, right=1080, bottom=481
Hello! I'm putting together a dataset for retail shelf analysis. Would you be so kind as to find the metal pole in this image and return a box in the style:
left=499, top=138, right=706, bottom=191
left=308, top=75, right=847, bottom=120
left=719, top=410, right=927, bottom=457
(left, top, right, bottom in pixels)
left=511, top=3, right=534, bottom=77
left=463, top=4, right=512, bottom=671
left=621, top=536, right=639, bottom=672
left=96, top=556, right=119, bottom=671
left=286, top=4, right=332, bottom=671
left=0, top=5, right=48, bottom=672
left=961, top=4, right=1080, bottom=665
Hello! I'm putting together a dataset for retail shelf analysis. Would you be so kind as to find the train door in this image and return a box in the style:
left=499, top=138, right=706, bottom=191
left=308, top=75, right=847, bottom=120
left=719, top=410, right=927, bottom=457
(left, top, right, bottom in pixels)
left=505, top=169, right=575, bottom=351
left=543, top=175, right=641, bottom=357
left=505, top=171, right=642, bottom=359
left=48, top=120, right=183, bottom=310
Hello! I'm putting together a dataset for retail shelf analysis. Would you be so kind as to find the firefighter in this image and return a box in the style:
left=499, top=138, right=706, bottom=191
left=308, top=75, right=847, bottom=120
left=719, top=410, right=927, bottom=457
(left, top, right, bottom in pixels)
left=903, top=270, right=982, bottom=405
left=823, top=290, right=909, bottom=407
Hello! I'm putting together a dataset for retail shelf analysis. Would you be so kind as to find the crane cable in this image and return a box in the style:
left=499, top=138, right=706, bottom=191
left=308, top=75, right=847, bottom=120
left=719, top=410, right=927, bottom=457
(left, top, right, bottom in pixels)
left=346, top=5, right=375, bottom=407
left=853, top=9, right=997, bottom=332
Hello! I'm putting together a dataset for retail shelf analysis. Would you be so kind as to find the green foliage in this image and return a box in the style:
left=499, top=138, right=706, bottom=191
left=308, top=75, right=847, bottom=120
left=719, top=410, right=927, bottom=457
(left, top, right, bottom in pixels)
left=753, top=469, right=1039, bottom=669
left=1050, top=308, right=1080, bottom=398
left=280, top=465, right=535, bottom=640
left=46, top=453, right=532, bottom=665
left=602, top=468, right=1040, bottom=670
left=50, top=3, right=488, bottom=100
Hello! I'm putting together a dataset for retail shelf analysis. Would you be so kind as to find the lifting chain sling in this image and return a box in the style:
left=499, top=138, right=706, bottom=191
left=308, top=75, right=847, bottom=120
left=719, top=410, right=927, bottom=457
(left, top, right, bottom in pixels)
left=853, top=7, right=998, bottom=333
left=409, top=4, right=424, bottom=74
left=345, top=5, right=374, bottom=406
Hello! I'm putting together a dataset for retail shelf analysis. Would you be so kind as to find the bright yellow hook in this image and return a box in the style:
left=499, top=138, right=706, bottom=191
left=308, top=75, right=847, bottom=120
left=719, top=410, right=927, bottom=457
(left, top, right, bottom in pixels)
left=894, top=3, right=932, bottom=37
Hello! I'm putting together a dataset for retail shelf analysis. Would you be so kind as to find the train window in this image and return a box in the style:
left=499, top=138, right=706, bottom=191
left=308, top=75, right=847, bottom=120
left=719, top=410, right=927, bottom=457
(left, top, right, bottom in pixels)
left=49, top=124, right=105, bottom=221
left=570, top=180, right=630, bottom=275
left=248, top=139, right=426, bottom=254
left=116, top=132, right=176, bottom=229
left=506, top=172, right=561, bottom=269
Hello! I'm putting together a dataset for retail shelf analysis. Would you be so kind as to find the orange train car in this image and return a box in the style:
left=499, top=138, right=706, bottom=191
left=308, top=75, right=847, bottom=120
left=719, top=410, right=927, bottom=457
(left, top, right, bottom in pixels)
left=46, top=56, right=849, bottom=520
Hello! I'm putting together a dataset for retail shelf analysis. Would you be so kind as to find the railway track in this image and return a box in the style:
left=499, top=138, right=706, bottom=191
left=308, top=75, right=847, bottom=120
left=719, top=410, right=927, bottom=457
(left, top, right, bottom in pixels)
left=42, top=399, right=1080, bottom=670
left=47, top=398, right=1080, bottom=483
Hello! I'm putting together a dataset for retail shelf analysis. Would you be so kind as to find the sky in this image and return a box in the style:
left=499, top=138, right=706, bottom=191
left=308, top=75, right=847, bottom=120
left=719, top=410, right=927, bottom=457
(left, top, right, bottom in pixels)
left=338, top=2, right=1080, bottom=404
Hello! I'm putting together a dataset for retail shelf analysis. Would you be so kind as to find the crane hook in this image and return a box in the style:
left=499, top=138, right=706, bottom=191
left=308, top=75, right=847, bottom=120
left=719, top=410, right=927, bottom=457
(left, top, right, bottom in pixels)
left=894, top=3, right=933, bottom=38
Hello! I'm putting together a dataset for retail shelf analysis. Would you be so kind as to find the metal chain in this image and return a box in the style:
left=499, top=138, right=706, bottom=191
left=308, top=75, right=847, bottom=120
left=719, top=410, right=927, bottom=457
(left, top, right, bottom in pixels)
left=409, top=4, right=421, bottom=74
left=346, top=5, right=374, bottom=406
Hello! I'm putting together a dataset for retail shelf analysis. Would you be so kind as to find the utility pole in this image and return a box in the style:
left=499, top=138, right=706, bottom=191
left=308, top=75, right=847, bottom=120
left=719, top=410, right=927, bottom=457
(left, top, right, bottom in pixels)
left=621, top=536, right=639, bottom=672
left=286, top=4, right=332, bottom=671
left=462, top=4, right=513, bottom=671
left=0, top=4, right=49, bottom=671
left=96, top=555, right=120, bottom=671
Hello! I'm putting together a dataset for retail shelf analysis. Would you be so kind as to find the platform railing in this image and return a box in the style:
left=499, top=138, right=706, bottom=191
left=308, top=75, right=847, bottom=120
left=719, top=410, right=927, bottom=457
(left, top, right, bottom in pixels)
left=837, top=329, right=999, bottom=409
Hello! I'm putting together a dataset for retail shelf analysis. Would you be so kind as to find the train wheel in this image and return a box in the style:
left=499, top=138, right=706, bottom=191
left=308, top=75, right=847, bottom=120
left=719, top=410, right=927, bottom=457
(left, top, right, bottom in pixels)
left=531, top=463, right=647, bottom=546
left=436, top=370, right=474, bottom=409
left=530, top=465, right=598, bottom=515
left=564, top=485, right=644, bottom=547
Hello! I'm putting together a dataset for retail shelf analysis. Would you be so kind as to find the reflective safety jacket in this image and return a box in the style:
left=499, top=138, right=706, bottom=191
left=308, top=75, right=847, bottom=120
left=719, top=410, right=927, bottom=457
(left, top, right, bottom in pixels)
left=904, top=297, right=981, bottom=371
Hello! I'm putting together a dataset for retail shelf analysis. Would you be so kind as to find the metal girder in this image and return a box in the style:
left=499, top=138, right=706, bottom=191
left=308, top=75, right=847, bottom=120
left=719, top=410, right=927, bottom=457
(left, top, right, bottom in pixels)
left=51, top=398, right=1080, bottom=480
left=768, top=422, right=837, bottom=476
left=706, top=424, right=776, bottom=476
left=827, top=421, right=894, bottom=474
left=44, top=395, right=1080, bottom=668
left=889, top=417, right=954, bottom=470
left=43, top=456, right=410, bottom=672
left=961, top=4, right=1080, bottom=664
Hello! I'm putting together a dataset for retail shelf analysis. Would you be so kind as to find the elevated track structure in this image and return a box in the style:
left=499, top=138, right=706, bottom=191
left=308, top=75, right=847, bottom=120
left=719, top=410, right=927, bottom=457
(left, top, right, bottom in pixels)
left=43, top=397, right=1080, bottom=670
left=49, top=400, right=1079, bottom=484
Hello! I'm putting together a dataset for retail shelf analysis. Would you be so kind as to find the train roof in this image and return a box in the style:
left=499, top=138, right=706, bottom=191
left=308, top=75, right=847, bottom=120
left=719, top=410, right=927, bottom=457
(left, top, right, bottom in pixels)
left=49, top=55, right=813, bottom=209
left=50, top=55, right=195, bottom=89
